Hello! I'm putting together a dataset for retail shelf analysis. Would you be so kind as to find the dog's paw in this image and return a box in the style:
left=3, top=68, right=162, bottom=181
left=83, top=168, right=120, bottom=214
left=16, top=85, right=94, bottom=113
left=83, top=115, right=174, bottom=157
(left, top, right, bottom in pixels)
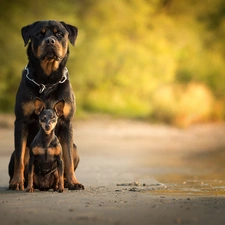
left=26, top=187, right=34, bottom=193
left=58, top=188, right=64, bottom=193
left=9, top=178, right=24, bottom=191
left=68, top=183, right=84, bottom=190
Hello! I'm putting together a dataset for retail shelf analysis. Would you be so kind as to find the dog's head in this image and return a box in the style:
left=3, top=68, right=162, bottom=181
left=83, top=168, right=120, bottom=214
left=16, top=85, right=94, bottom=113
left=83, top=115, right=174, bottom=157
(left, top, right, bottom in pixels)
left=34, top=98, right=64, bottom=134
left=21, top=20, right=78, bottom=75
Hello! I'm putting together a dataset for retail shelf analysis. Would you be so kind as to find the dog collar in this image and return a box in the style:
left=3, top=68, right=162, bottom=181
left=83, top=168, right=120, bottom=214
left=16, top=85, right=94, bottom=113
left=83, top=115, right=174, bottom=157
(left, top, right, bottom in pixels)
left=25, top=65, right=68, bottom=94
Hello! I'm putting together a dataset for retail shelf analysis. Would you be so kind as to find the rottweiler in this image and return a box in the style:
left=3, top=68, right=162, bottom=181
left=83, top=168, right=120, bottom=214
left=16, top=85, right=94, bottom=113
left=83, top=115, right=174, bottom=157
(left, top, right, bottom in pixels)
left=8, top=20, right=84, bottom=190
left=26, top=98, right=64, bottom=193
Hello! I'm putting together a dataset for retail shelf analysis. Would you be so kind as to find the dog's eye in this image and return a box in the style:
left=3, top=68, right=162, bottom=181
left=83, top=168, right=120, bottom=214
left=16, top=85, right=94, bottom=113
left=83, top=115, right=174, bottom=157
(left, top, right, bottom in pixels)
left=37, top=32, right=45, bottom=38
left=40, top=115, right=46, bottom=121
left=37, top=29, right=46, bottom=38
left=56, top=32, right=63, bottom=37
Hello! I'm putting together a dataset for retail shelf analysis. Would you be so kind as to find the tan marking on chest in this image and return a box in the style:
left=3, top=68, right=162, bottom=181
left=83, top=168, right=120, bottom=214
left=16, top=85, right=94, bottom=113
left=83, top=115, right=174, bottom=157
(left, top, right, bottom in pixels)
left=22, top=102, right=34, bottom=116
left=32, top=146, right=62, bottom=156
left=63, top=102, right=72, bottom=118
left=32, top=146, right=45, bottom=155
left=40, top=60, right=60, bottom=76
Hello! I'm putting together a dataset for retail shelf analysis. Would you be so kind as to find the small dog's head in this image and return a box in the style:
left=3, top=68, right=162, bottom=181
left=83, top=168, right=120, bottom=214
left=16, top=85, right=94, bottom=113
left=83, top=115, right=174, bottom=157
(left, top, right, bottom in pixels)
left=21, top=20, right=78, bottom=75
left=34, top=98, right=64, bottom=134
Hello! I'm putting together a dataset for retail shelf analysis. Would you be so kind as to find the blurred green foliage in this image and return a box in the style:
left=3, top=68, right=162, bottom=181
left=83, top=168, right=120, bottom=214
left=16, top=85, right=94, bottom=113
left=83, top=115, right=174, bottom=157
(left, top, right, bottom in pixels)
left=0, top=0, right=225, bottom=125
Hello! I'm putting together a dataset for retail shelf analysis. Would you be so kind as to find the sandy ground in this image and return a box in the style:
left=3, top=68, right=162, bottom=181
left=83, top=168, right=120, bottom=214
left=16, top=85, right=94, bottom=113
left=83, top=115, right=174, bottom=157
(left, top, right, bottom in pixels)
left=1, top=116, right=225, bottom=225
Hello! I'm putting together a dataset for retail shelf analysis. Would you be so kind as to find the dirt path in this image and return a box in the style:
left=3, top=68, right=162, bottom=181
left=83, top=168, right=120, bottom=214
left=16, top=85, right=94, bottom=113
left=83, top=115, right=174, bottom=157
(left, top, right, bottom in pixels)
left=1, top=117, right=225, bottom=225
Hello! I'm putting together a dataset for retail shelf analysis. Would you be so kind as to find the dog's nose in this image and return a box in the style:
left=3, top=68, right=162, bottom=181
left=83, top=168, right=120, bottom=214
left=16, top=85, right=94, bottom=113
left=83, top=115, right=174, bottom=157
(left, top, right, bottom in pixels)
left=45, top=37, right=56, bottom=45
left=45, top=124, right=51, bottom=130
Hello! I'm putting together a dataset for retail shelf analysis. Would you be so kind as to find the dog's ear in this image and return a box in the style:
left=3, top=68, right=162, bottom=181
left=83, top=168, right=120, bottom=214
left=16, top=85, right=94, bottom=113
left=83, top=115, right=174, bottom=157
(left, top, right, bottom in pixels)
left=60, top=21, right=78, bottom=46
left=34, top=98, right=45, bottom=115
left=21, top=21, right=39, bottom=46
left=54, top=100, right=65, bottom=117
left=21, top=25, right=32, bottom=46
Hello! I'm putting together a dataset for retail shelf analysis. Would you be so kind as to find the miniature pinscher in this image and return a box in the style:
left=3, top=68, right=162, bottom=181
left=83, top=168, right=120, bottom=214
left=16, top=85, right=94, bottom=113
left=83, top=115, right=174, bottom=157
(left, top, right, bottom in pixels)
left=26, top=98, right=64, bottom=192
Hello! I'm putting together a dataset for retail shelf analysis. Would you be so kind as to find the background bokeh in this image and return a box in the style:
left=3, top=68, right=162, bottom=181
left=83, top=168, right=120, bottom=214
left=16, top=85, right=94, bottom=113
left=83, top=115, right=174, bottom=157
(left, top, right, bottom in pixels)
left=1, top=0, right=225, bottom=126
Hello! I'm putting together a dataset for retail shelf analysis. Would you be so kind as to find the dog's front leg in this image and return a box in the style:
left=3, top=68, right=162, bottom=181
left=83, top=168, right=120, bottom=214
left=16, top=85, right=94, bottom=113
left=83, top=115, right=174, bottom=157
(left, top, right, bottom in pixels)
left=59, top=122, right=84, bottom=190
left=9, top=120, right=28, bottom=190
left=26, top=152, right=34, bottom=192
left=57, top=155, right=64, bottom=193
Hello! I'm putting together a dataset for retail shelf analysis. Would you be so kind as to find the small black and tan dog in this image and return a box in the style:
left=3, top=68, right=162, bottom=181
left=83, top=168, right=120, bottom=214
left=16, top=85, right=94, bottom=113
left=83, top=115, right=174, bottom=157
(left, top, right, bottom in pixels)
left=26, top=98, right=64, bottom=193
left=8, top=20, right=84, bottom=190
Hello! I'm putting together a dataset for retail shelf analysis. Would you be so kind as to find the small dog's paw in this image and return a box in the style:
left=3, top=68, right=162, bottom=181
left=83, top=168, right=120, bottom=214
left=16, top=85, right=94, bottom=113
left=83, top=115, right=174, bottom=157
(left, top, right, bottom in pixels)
left=58, top=188, right=64, bottom=193
left=26, top=187, right=34, bottom=193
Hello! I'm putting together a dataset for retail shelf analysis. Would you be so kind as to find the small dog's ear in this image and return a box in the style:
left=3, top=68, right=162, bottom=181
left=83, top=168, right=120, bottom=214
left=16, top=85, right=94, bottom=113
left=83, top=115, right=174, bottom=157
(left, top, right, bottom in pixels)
left=60, top=21, right=78, bottom=46
left=21, top=21, right=39, bottom=46
left=54, top=100, right=65, bottom=117
left=34, top=98, right=45, bottom=115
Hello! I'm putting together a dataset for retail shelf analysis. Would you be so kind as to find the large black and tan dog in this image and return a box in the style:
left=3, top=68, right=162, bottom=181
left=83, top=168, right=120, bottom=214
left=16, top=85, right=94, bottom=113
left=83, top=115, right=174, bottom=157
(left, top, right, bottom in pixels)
left=8, top=20, right=84, bottom=190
